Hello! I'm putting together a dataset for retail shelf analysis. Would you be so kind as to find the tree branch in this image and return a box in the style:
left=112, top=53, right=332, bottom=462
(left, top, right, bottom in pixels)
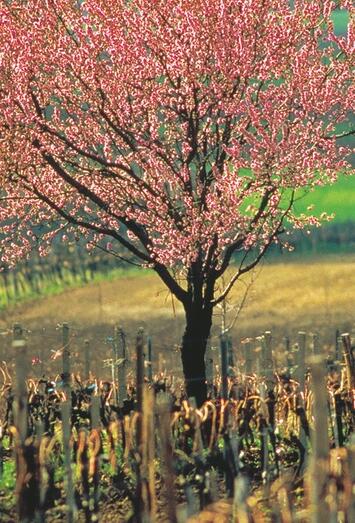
left=324, top=129, right=355, bottom=140
left=153, top=264, right=189, bottom=304
left=212, top=239, right=272, bottom=306
left=214, top=186, right=275, bottom=279
left=213, top=192, right=295, bottom=305
left=24, top=180, right=152, bottom=262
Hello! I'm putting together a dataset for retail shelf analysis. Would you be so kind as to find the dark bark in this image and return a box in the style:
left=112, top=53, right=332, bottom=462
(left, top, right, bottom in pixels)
left=181, top=305, right=213, bottom=407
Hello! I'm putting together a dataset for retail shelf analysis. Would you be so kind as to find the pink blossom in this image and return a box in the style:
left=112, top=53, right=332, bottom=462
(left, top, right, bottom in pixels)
left=0, top=0, right=352, bottom=280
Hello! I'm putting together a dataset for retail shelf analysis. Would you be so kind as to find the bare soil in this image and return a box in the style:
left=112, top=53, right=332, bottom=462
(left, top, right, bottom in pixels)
left=0, top=255, right=354, bottom=377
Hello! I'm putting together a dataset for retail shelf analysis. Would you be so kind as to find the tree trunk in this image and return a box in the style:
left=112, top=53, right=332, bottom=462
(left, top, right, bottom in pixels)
left=181, top=305, right=213, bottom=407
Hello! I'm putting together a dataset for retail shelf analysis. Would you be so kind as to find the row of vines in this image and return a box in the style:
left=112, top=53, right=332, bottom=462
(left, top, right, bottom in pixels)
left=0, top=323, right=354, bottom=522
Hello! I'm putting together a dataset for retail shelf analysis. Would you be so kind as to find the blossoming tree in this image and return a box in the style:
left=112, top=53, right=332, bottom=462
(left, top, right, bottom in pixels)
left=0, top=0, right=353, bottom=403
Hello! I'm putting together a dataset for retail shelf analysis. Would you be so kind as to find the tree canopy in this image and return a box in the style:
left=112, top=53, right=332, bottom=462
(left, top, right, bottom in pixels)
left=0, top=0, right=353, bottom=301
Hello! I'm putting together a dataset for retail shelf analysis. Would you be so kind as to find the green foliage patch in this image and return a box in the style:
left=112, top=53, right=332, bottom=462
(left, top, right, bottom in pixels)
left=294, top=175, right=355, bottom=223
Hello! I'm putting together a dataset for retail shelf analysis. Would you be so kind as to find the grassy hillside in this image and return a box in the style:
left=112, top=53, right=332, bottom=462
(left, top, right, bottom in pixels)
left=2, top=172, right=354, bottom=310
left=285, top=7, right=354, bottom=224
left=332, top=8, right=350, bottom=35
left=305, top=8, right=354, bottom=223
left=1, top=255, right=354, bottom=373
left=294, top=175, right=355, bottom=223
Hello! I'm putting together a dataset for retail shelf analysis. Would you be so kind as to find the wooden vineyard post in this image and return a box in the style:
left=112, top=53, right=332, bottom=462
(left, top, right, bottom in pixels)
left=111, top=329, right=119, bottom=406
left=109, top=358, right=117, bottom=407
left=188, top=397, right=204, bottom=457
left=307, top=356, right=330, bottom=523
left=346, top=435, right=355, bottom=523
left=227, top=335, right=235, bottom=376
left=312, top=333, right=320, bottom=357
left=263, top=331, right=274, bottom=385
left=261, top=331, right=278, bottom=481
left=36, top=421, right=46, bottom=523
left=233, top=475, right=249, bottom=523
left=136, top=328, right=145, bottom=414
left=284, top=336, right=293, bottom=375
left=139, top=386, right=157, bottom=521
left=40, top=342, right=45, bottom=378
left=13, top=323, right=28, bottom=445
left=76, top=428, right=90, bottom=523
left=12, top=324, right=35, bottom=522
left=89, top=396, right=102, bottom=519
left=62, top=323, right=71, bottom=400
left=223, top=404, right=240, bottom=498
left=158, top=352, right=163, bottom=374
left=205, top=337, right=214, bottom=398
left=182, top=399, right=202, bottom=516
left=205, top=469, right=218, bottom=504
left=341, top=333, right=355, bottom=392
left=117, top=326, right=127, bottom=407
left=147, top=335, right=153, bottom=382
left=61, top=401, right=77, bottom=523
left=275, top=476, right=294, bottom=523
left=296, top=331, right=306, bottom=392
left=296, top=331, right=308, bottom=464
left=156, top=395, right=177, bottom=523
left=90, top=395, right=101, bottom=430
left=84, top=339, right=90, bottom=380
left=259, top=380, right=270, bottom=489
left=13, top=321, right=23, bottom=341
left=254, top=338, right=262, bottom=377
left=0, top=431, right=3, bottom=480
left=244, top=339, right=252, bottom=375
left=334, top=329, right=340, bottom=363
left=220, top=334, right=229, bottom=400
left=135, top=323, right=145, bottom=522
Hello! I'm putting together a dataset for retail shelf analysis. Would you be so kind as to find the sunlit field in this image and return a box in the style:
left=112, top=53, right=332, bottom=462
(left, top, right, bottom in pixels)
left=295, top=175, right=355, bottom=223
left=2, top=254, right=354, bottom=358
left=0, top=5, right=353, bottom=521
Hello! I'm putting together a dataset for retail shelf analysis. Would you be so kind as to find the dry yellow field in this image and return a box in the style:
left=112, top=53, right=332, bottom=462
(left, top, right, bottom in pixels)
left=0, top=255, right=354, bottom=356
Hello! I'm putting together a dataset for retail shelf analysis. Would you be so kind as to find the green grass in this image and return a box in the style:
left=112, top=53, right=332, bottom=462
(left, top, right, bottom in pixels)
left=332, top=9, right=350, bottom=35
left=0, top=459, right=16, bottom=491
left=241, top=172, right=355, bottom=225
left=0, top=458, right=16, bottom=513
left=1, top=174, right=354, bottom=310
left=0, top=265, right=145, bottom=310
left=294, top=175, right=355, bottom=223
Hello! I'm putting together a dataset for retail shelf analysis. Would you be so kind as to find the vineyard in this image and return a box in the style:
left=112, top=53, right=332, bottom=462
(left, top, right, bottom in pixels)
left=0, top=322, right=354, bottom=522
left=2, top=223, right=355, bottom=312
left=0, top=1, right=354, bottom=522
left=0, top=245, right=126, bottom=310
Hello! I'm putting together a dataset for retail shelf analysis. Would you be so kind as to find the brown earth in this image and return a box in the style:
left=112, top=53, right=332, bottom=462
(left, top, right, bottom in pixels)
left=0, top=254, right=354, bottom=377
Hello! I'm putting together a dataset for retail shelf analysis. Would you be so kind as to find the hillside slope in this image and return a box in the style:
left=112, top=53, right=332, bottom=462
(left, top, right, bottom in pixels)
left=1, top=256, right=354, bottom=373
left=295, top=175, right=355, bottom=223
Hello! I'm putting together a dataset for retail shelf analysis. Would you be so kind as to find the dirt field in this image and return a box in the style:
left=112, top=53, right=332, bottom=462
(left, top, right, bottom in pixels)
left=0, top=254, right=354, bottom=376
